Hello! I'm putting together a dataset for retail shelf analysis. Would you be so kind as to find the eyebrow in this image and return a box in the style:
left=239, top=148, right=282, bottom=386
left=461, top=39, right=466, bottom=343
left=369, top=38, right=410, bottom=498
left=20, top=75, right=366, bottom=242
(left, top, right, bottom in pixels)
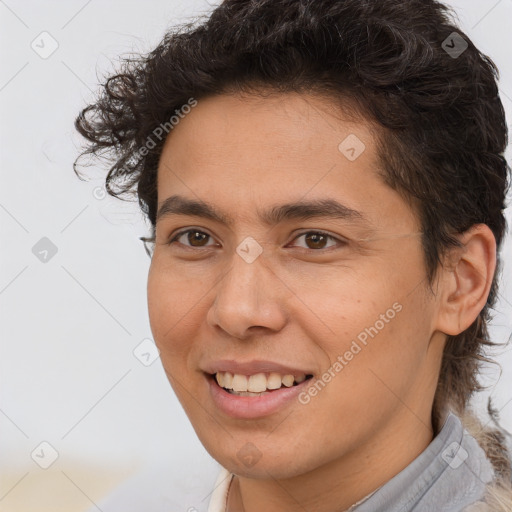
left=156, top=194, right=365, bottom=226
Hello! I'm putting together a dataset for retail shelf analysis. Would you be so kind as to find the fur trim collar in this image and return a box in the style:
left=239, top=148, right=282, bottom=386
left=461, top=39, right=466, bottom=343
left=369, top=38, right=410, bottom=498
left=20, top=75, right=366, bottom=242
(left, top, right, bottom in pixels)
left=459, top=410, right=512, bottom=511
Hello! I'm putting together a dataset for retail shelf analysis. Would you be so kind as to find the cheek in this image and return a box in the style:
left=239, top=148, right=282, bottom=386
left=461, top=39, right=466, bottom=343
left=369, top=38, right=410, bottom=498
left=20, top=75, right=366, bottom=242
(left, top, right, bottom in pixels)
left=295, top=251, right=433, bottom=394
left=147, top=259, right=209, bottom=362
left=146, top=262, right=213, bottom=419
left=311, top=287, right=433, bottom=419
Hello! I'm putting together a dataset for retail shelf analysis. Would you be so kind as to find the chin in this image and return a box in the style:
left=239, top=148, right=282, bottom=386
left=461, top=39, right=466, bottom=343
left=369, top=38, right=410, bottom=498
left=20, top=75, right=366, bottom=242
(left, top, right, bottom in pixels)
left=222, top=457, right=311, bottom=480
left=200, top=434, right=322, bottom=480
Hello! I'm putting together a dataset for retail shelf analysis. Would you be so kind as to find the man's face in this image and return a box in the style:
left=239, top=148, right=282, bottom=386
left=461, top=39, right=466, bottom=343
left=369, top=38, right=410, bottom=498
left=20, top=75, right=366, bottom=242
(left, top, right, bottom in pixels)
left=147, top=92, right=442, bottom=478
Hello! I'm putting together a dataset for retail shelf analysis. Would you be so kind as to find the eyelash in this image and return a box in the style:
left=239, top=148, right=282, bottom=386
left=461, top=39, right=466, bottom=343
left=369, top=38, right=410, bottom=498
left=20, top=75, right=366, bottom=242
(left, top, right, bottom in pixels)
left=167, top=228, right=347, bottom=252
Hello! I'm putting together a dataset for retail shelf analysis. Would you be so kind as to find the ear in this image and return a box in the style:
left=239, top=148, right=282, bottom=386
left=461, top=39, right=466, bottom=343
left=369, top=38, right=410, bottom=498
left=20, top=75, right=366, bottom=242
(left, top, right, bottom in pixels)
left=435, top=224, right=496, bottom=336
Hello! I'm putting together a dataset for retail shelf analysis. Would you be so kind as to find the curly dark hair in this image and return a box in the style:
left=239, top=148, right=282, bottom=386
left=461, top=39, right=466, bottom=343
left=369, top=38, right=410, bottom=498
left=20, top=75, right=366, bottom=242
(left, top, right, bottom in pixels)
left=74, top=0, right=510, bottom=478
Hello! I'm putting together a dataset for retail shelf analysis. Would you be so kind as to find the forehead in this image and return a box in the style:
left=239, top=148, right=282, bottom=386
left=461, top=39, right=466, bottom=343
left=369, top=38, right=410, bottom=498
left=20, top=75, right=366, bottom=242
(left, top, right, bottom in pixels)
left=155, top=92, right=417, bottom=233
left=157, top=91, right=376, bottom=189
left=161, top=91, right=371, bottom=154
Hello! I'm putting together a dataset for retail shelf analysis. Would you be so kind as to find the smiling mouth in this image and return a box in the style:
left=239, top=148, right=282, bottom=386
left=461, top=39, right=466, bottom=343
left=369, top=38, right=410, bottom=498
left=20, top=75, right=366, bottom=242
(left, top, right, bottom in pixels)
left=210, top=371, right=314, bottom=396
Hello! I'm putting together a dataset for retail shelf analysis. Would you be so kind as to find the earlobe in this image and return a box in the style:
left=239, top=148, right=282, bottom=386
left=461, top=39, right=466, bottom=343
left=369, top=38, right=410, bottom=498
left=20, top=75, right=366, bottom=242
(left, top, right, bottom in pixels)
left=436, top=224, right=496, bottom=336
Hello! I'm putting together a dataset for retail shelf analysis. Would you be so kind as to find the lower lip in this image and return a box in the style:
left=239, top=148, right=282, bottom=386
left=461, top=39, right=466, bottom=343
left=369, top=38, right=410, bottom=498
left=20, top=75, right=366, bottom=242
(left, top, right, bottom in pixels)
left=207, top=374, right=312, bottom=419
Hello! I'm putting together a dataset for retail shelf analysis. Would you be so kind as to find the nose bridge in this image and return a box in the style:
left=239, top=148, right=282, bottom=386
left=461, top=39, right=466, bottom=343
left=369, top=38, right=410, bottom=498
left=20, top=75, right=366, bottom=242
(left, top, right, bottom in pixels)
left=207, top=242, right=287, bottom=338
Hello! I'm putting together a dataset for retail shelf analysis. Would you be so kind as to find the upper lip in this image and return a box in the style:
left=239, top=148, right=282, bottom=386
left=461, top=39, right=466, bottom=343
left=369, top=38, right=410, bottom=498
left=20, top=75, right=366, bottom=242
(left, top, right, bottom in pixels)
left=202, top=359, right=314, bottom=377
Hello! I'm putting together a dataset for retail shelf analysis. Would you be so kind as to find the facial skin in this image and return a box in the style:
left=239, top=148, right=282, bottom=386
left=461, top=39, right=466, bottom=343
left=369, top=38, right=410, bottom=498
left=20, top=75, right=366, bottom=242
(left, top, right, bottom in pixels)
left=147, top=92, right=496, bottom=512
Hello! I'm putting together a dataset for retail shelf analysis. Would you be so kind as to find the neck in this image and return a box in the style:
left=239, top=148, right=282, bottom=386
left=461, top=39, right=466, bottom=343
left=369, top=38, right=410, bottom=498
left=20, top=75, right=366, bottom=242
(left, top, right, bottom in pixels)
left=227, top=408, right=434, bottom=512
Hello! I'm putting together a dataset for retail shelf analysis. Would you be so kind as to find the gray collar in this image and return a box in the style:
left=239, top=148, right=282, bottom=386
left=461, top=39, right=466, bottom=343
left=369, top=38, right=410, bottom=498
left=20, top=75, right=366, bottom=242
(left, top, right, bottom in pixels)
left=351, top=412, right=495, bottom=512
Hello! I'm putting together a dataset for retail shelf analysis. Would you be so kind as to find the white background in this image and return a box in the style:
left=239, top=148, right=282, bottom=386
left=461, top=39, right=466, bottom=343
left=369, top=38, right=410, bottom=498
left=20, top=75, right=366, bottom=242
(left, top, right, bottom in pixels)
left=1, top=1, right=511, bottom=511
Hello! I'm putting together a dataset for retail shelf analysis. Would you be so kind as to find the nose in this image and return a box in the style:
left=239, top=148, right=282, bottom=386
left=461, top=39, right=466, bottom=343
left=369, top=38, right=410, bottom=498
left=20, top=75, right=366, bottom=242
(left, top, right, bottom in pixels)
left=206, top=247, right=288, bottom=339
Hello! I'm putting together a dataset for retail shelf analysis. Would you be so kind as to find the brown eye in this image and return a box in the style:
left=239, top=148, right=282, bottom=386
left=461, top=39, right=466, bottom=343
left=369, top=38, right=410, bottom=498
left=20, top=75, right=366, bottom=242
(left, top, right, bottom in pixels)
left=169, top=229, right=216, bottom=248
left=290, top=231, right=345, bottom=250
left=187, top=231, right=210, bottom=247
left=304, top=232, right=328, bottom=249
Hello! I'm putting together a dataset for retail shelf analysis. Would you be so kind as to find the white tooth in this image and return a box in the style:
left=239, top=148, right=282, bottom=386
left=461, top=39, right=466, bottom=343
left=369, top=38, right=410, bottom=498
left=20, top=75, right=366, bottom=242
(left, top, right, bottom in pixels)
left=282, top=374, right=294, bottom=387
left=232, top=374, right=248, bottom=392
left=224, top=372, right=234, bottom=389
left=248, top=373, right=267, bottom=392
left=215, top=373, right=224, bottom=387
left=267, top=372, right=282, bottom=390
left=295, top=373, right=306, bottom=383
